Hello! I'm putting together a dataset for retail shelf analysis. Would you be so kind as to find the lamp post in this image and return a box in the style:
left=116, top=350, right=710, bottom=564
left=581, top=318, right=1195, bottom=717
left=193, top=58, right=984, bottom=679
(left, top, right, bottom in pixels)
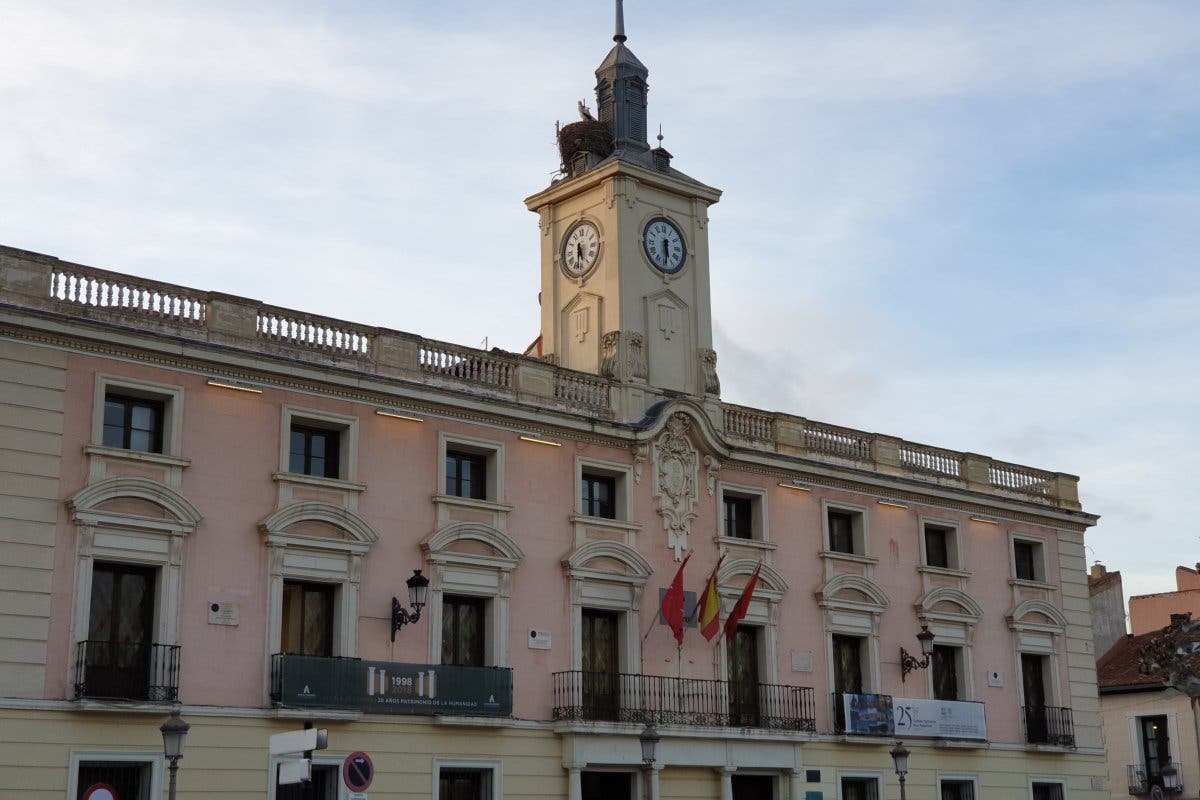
left=639, top=723, right=660, bottom=800
left=159, top=708, right=190, bottom=800
left=390, top=568, right=431, bottom=641
left=890, top=741, right=909, bottom=800
left=900, top=625, right=936, bottom=682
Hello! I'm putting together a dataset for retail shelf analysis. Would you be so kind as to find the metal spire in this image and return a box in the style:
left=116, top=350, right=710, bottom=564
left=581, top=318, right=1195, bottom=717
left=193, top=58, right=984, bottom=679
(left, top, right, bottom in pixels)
left=614, top=0, right=626, bottom=43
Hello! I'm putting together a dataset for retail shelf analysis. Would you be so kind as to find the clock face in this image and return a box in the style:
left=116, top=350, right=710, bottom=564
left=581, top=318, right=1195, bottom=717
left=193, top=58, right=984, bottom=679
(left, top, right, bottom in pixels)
left=561, top=221, right=600, bottom=277
left=642, top=217, right=687, bottom=274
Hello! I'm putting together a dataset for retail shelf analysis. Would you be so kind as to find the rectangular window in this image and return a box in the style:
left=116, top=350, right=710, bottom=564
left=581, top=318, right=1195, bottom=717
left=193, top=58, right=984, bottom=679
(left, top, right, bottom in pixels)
left=581, top=473, right=616, bottom=519
left=932, top=644, right=960, bottom=701
left=581, top=772, right=633, bottom=800
left=446, top=450, right=487, bottom=499
left=1031, top=783, right=1064, bottom=800
left=1139, top=715, right=1171, bottom=783
left=77, top=761, right=153, bottom=800
left=732, top=774, right=774, bottom=800
left=439, top=768, right=493, bottom=800
left=832, top=634, right=864, bottom=694
left=727, top=625, right=761, bottom=726
left=924, top=525, right=950, bottom=568
left=724, top=496, right=752, bottom=539
left=103, top=394, right=164, bottom=453
left=840, top=777, right=880, bottom=800
left=581, top=609, right=620, bottom=721
left=277, top=764, right=339, bottom=800
left=1014, top=539, right=1043, bottom=581
left=281, top=581, right=334, bottom=657
left=442, top=595, right=485, bottom=667
left=289, top=425, right=341, bottom=478
left=828, top=510, right=854, bottom=553
left=84, top=562, right=156, bottom=700
left=939, top=779, right=976, bottom=800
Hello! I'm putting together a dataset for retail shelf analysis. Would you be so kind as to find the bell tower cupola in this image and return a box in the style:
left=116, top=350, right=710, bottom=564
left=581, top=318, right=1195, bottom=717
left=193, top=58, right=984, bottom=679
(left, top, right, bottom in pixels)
left=525, top=0, right=723, bottom=420
left=595, top=0, right=649, bottom=152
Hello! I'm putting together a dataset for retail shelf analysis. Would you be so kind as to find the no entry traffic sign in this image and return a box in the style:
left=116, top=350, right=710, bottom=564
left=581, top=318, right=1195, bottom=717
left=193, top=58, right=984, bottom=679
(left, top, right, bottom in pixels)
left=342, top=751, right=374, bottom=793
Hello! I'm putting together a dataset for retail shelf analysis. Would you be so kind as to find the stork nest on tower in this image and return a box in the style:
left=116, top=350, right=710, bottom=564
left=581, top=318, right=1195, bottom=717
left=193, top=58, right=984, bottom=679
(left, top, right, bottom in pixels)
left=558, top=119, right=614, bottom=167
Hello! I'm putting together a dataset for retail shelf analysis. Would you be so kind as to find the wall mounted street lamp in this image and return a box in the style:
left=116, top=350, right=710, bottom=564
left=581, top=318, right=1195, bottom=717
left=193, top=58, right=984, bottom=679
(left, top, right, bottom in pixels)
left=390, top=569, right=430, bottom=642
left=900, top=625, right=936, bottom=682
left=639, top=722, right=660, bottom=766
left=159, top=707, right=190, bottom=800
left=890, top=741, right=909, bottom=800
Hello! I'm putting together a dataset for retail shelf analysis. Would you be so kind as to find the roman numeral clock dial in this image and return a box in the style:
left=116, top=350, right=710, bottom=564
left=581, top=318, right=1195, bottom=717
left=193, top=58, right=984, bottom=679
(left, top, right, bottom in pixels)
left=561, top=221, right=600, bottom=278
left=642, top=217, right=687, bottom=274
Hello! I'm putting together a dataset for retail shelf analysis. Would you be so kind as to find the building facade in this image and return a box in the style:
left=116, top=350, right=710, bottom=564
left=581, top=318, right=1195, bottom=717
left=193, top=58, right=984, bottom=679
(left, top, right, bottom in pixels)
left=0, top=16, right=1105, bottom=800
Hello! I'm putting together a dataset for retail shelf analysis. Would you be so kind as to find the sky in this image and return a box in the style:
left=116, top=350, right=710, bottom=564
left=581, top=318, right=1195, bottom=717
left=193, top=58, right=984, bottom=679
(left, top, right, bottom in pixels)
left=2, top=1, right=1197, bottom=610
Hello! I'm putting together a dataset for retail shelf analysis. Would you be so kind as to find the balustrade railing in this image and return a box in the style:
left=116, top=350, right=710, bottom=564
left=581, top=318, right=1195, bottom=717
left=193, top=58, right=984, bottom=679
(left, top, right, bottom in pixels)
left=899, top=442, right=962, bottom=478
left=72, top=640, right=180, bottom=703
left=419, top=340, right=514, bottom=389
left=991, top=462, right=1054, bottom=497
left=724, top=406, right=774, bottom=440
left=257, top=307, right=371, bottom=356
left=552, top=670, right=815, bottom=731
left=555, top=371, right=610, bottom=408
left=49, top=266, right=205, bottom=325
left=1022, top=704, right=1075, bottom=747
left=805, top=421, right=871, bottom=460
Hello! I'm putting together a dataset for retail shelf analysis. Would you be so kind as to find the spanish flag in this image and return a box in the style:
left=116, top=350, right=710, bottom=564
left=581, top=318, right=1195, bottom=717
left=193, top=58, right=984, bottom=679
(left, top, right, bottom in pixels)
left=698, top=554, right=725, bottom=641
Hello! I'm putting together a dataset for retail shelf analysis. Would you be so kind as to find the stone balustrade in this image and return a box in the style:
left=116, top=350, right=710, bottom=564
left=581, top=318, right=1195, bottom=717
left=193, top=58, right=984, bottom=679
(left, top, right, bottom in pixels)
left=0, top=244, right=1081, bottom=510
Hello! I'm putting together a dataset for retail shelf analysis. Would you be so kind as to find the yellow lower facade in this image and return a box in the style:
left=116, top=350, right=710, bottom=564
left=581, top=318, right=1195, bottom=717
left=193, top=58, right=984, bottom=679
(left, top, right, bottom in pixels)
left=0, top=705, right=1108, bottom=799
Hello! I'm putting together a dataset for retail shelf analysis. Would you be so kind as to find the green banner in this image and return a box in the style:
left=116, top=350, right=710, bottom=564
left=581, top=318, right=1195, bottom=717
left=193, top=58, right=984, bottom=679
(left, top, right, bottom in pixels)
left=273, top=655, right=512, bottom=716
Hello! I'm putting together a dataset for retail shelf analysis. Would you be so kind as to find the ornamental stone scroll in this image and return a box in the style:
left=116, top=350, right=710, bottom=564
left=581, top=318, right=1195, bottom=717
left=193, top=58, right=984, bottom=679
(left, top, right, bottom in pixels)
left=652, top=413, right=700, bottom=560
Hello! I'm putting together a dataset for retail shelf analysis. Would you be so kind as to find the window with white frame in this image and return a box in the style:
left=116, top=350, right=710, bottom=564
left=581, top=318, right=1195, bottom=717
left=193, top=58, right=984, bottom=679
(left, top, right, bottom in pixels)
left=275, top=761, right=341, bottom=800
left=1031, top=780, right=1065, bottom=800
left=439, top=433, right=504, bottom=503
left=70, top=752, right=162, bottom=800
left=574, top=458, right=633, bottom=521
left=839, top=774, right=881, bottom=800
left=435, top=759, right=501, bottom=800
left=719, top=484, right=768, bottom=542
left=422, top=523, right=523, bottom=668
left=1012, top=537, right=1046, bottom=582
left=939, top=777, right=978, bottom=800
left=280, top=406, right=358, bottom=482
left=823, top=501, right=867, bottom=556
left=92, top=375, right=184, bottom=458
left=931, top=644, right=964, bottom=701
left=922, top=521, right=960, bottom=570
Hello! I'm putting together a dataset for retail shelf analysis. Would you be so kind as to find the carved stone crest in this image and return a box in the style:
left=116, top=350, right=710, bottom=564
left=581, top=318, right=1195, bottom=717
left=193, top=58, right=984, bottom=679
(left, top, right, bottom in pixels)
left=627, top=332, right=647, bottom=380
left=600, top=331, right=621, bottom=378
left=652, top=413, right=699, bottom=560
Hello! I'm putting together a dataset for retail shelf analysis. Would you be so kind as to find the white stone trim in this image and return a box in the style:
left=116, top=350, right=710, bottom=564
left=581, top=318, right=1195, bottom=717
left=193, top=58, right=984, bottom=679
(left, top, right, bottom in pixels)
left=918, top=514, right=962, bottom=570
left=564, top=540, right=651, bottom=673
left=91, top=373, right=185, bottom=457
left=423, top=523, right=524, bottom=667
left=433, top=758, right=503, bottom=800
left=439, top=431, right=506, bottom=502
left=69, top=750, right=164, bottom=800
left=717, top=481, right=769, bottom=543
left=821, top=498, right=869, bottom=557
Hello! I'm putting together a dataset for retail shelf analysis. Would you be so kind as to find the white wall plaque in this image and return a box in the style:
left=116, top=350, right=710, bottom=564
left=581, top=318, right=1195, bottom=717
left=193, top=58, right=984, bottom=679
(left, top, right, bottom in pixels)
left=528, top=629, right=551, bottom=650
left=791, top=650, right=814, bottom=672
left=208, top=602, right=240, bottom=626
left=987, top=670, right=1003, bottom=688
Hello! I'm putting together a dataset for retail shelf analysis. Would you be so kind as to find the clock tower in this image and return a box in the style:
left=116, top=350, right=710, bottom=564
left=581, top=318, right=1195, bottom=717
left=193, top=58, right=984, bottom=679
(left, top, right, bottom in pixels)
left=524, top=1, right=722, bottom=418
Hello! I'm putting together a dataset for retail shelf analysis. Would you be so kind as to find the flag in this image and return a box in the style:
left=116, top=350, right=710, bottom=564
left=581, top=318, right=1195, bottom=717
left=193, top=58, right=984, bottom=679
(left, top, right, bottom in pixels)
left=722, top=561, right=762, bottom=642
left=698, top=554, right=725, bottom=641
left=660, top=551, right=691, bottom=646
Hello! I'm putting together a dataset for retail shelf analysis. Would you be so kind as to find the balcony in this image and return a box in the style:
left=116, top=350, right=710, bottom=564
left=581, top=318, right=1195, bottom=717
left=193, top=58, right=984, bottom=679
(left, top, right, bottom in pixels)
left=271, top=654, right=513, bottom=717
left=1022, top=705, right=1075, bottom=747
left=1128, top=763, right=1183, bottom=795
left=551, top=670, right=816, bottom=731
left=72, top=641, right=180, bottom=702
left=832, top=692, right=894, bottom=736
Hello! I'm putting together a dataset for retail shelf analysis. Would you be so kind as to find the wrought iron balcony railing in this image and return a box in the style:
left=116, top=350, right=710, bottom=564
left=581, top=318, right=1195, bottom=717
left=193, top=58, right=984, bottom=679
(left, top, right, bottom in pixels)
left=1128, top=762, right=1183, bottom=795
left=1022, top=705, right=1075, bottom=747
left=552, top=670, right=816, bottom=731
left=72, top=640, right=180, bottom=702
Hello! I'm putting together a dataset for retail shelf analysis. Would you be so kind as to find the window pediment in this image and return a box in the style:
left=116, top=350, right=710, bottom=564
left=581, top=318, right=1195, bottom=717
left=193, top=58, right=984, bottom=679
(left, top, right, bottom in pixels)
left=717, top=558, right=787, bottom=602
left=816, top=573, right=889, bottom=612
left=1006, top=598, right=1067, bottom=632
left=69, top=476, right=201, bottom=533
left=916, top=587, right=983, bottom=624
left=260, top=501, right=378, bottom=554
left=563, top=540, right=652, bottom=583
left=422, top=522, right=524, bottom=571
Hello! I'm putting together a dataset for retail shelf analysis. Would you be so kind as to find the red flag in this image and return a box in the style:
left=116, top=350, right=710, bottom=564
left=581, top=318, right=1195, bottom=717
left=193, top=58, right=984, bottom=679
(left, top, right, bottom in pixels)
left=698, top=554, right=726, bottom=641
left=722, top=562, right=762, bottom=642
left=660, top=551, right=691, bottom=646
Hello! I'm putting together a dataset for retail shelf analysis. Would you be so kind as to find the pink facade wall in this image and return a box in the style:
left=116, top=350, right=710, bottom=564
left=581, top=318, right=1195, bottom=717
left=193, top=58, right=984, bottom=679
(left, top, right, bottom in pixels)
left=46, top=352, right=1073, bottom=743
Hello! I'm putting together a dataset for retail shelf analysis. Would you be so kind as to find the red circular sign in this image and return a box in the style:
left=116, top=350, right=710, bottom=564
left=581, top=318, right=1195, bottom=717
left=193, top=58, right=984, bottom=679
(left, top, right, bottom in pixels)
left=342, top=751, right=374, bottom=793
left=82, top=785, right=118, bottom=800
